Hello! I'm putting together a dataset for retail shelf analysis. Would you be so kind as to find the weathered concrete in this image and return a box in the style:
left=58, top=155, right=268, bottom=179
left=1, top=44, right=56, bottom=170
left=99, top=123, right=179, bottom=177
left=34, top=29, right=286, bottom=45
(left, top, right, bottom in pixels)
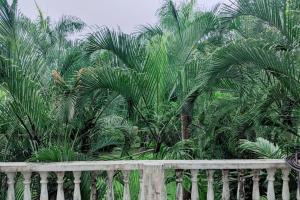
left=0, top=159, right=292, bottom=200
left=142, top=163, right=165, bottom=200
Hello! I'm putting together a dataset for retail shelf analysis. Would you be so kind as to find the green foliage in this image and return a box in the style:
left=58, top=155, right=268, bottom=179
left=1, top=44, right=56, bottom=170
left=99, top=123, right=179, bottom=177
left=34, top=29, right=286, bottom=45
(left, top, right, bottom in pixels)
left=0, top=0, right=300, bottom=198
left=240, top=137, right=285, bottom=159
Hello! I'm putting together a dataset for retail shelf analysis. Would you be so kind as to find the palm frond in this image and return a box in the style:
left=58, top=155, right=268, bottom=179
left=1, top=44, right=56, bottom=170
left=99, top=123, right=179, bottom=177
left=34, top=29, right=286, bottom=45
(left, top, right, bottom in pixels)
left=240, top=137, right=284, bottom=159
left=135, top=24, right=163, bottom=39
left=206, top=39, right=299, bottom=99
left=0, top=0, right=19, bottom=61
left=160, top=140, right=194, bottom=160
left=79, top=67, right=142, bottom=104
left=222, top=0, right=300, bottom=44
left=85, top=27, right=145, bottom=70
left=142, top=37, right=174, bottom=108
left=55, top=15, right=85, bottom=36
left=168, top=12, right=218, bottom=67
left=30, top=145, right=87, bottom=162
left=34, top=1, right=48, bottom=31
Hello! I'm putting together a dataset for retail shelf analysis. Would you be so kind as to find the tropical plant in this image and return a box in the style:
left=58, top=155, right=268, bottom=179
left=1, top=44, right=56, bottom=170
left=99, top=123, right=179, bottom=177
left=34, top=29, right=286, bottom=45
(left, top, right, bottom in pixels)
left=0, top=0, right=300, bottom=199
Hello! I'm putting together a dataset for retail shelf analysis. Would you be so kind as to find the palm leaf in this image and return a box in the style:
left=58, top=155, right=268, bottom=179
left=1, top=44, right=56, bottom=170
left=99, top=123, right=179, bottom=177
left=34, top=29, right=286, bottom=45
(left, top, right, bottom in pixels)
left=79, top=67, right=143, bottom=104
left=206, top=39, right=299, bottom=99
left=55, top=15, right=85, bottom=36
left=222, top=0, right=300, bottom=44
left=240, top=137, right=284, bottom=159
left=86, top=28, right=145, bottom=70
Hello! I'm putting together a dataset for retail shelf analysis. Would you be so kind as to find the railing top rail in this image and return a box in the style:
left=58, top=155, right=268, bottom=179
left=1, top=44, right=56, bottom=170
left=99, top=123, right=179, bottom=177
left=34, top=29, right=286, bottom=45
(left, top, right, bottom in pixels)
left=0, top=159, right=288, bottom=172
left=162, top=159, right=287, bottom=169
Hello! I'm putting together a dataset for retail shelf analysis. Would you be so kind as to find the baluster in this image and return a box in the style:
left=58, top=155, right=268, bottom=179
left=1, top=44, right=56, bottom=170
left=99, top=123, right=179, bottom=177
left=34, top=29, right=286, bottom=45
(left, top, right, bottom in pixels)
left=252, top=170, right=260, bottom=200
left=123, top=171, right=130, bottom=200
left=139, top=170, right=144, bottom=200
left=40, top=172, right=49, bottom=200
left=222, top=170, right=230, bottom=200
left=176, top=170, right=183, bottom=200
left=6, top=172, right=15, bottom=200
left=237, top=170, right=245, bottom=200
left=282, top=168, right=290, bottom=200
left=106, top=170, right=114, bottom=200
left=73, top=171, right=81, bottom=200
left=207, top=170, right=214, bottom=200
left=56, top=172, right=65, bottom=200
left=267, top=168, right=276, bottom=200
left=22, top=172, right=32, bottom=200
left=191, top=170, right=199, bottom=200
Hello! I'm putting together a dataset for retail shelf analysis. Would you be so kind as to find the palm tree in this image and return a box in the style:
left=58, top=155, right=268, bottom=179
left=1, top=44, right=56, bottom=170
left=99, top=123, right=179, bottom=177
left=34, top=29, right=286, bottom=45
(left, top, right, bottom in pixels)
left=80, top=1, right=220, bottom=155
left=0, top=1, right=131, bottom=199
left=191, top=0, right=300, bottom=143
left=0, top=0, right=299, bottom=198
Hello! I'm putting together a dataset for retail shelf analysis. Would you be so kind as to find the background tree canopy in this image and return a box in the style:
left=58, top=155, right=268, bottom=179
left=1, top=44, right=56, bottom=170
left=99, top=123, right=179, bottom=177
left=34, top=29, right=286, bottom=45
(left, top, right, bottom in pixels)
left=0, top=0, right=299, bottom=199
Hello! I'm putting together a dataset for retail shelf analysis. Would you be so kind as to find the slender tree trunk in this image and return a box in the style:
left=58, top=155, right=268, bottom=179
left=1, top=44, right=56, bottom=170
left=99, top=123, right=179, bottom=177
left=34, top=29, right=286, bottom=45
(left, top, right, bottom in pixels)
left=127, top=99, right=134, bottom=119
left=180, top=90, right=199, bottom=200
left=237, top=122, right=251, bottom=140
left=181, top=90, right=199, bottom=140
left=181, top=114, right=192, bottom=139
left=155, top=140, right=162, bottom=153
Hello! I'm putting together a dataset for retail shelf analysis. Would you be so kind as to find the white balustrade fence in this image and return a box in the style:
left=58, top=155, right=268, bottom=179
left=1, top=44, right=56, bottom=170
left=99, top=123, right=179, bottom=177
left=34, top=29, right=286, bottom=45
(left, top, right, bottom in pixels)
left=0, top=160, right=296, bottom=200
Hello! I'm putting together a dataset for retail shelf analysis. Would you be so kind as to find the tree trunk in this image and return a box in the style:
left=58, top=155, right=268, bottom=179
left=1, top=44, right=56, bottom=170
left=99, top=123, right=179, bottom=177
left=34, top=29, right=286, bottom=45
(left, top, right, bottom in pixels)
left=127, top=99, right=134, bottom=119
left=181, top=114, right=192, bottom=140
left=181, top=90, right=199, bottom=140
left=237, top=122, right=251, bottom=140
left=181, top=90, right=199, bottom=200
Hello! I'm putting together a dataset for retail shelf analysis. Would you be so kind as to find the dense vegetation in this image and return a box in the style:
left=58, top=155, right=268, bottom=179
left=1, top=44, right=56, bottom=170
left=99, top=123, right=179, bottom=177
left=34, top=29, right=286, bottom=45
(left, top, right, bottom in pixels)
left=0, top=0, right=299, bottom=199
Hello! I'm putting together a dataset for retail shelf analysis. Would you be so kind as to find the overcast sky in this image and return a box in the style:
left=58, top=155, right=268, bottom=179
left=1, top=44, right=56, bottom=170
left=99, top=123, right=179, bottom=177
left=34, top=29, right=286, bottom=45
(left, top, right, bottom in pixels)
left=18, top=0, right=227, bottom=33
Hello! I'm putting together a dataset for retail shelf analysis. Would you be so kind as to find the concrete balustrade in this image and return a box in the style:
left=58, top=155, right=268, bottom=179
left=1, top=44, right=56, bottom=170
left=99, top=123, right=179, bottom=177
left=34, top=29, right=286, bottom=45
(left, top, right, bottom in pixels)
left=190, top=169, right=199, bottom=200
left=222, top=170, right=230, bottom=200
left=39, top=171, right=49, bottom=200
left=252, top=169, right=260, bottom=200
left=0, top=159, right=294, bottom=200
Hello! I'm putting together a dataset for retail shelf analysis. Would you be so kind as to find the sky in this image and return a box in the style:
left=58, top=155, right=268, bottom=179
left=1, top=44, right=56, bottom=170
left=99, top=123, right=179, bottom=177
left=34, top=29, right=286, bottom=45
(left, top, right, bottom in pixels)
left=18, top=0, right=227, bottom=34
